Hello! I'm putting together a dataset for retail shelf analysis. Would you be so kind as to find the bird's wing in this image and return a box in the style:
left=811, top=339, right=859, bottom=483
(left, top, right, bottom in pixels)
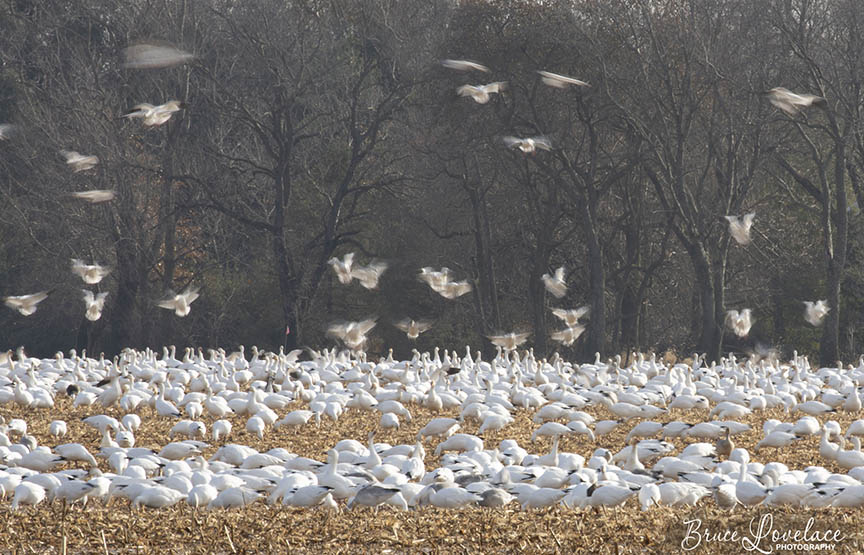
left=533, top=136, right=553, bottom=150
left=456, top=85, right=478, bottom=97
left=502, top=136, right=522, bottom=149
left=26, top=291, right=50, bottom=305
left=742, top=212, right=756, bottom=227
left=356, top=318, right=378, bottom=335
left=182, top=287, right=200, bottom=304
left=554, top=266, right=565, bottom=281
left=394, top=319, right=412, bottom=333
left=82, top=290, right=95, bottom=304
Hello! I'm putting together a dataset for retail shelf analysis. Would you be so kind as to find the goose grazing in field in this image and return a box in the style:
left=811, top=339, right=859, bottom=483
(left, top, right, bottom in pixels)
left=550, top=325, right=586, bottom=346
left=457, top=82, right=505, bottom=104
left=327, top=318, right=377, bottom=351
left=724, top=213, right=755, bottom=245
left=487, top=332, right=531, bottom=351
left=541, top=266, right=567, bottom=298
left=82, top=290, right=109, bottom=321
left=551, top=306, right=590, bottom=327
left=122, top=42, right=194, bottom=69
left=157, top=286, right=200, bottom=317
left=441, top=59, right=489, bottom=73
left=328, top=252, right=355, bottom=284
left=503, top=135, right=552, bottom=154
left=61, top=150, right=99, bottom=172
left=4, top=290, right=50, bottom=316
left=803, top=300, right=830, bottom=327
left=122, top=100, right=185, bottom=126
left=764, top=87, right=826, bottom=116
left=350, top=261, right=388, bottom=289
left=537, top=70, right=590, bottom=89
left=394, top=318, right=432, bottom=340
left=726, top=309, right=753, bottom=338
left=70, top=189, right=116, bottom=203
left=71, top=259, right=110, bottom=284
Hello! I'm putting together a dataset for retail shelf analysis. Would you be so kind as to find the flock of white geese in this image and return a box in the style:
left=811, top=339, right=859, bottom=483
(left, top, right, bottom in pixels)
left=1, top=344, right=864, bottom=514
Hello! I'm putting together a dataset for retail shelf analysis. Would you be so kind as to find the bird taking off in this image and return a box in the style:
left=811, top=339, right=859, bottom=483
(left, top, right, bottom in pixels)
left=550, top=325, right=585, bottom=346
left=726, top=309, right=753, bottom=338
left=803, top=300, right=829, bottom=327
left=71, top=259, right=110, bottom=285
left=4, top=291, right=50, bottom=316
left=327, top=318, right=377, bottom=351
left=394, top=318, right=433, bottom=340
left=487, top=332, right=531, bottom=351
left=764, top=87, right=826, bottom=116
left=61, top=150, right=99, bottom=172
left=724, top=212, right=755, bottom=245
left=541, top=267, right=567, bottom=298
left=551, top=306, right=590, bottom=327
left=157, top=286, right=200, bottom=317
left=457, top=82, right=506, bottom=104
left=83, top=290, right=108, bottom=321
left=441, top=60, right=489, bottom=73
left=537, top=71, right=590, bottom=89
left=328, top=252, right=355, bottom=285
left=503, top=136, right=552, bottom=154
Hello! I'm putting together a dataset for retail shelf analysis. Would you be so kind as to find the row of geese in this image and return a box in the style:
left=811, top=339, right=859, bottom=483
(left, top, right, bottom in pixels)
left=1, top=344, right=864, bottom=512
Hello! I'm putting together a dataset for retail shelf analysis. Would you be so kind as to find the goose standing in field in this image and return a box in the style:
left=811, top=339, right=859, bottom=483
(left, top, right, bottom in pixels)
left=487, top=332, right=531, bottom=351
left=441, top=59, right=489, bottom=73
left=4, top=290, right=50, bottom=316
left=394, top=318, right=432, bottom=340
left=157, top=286, right=200, bottom=317
left=541, top=266, right=567, bottom=298
left=457, top=82, right=505, bottom=104
left=61, top=150, right=99, bottom=172
left=122, top=42, right=194, bottom=69
left=122, top=100, right=185, bottom=126
left=82, top=290, right=109, bottom=321
left=70, top=189, right=116, bottom=203
left=764, top=87, right=826, bottom=116
left=537, top=70, right=590, bottom=89
left=715, top=428, right=735, bottom=459
left=503, top=135, right=552, bottom=154
left=71, top=259, right=110, bottom=284
left=803, top=300, right=830, bottom=327
left=724, top=213, right=756, bottom=245
left=726, top=309, right=753, bottom=338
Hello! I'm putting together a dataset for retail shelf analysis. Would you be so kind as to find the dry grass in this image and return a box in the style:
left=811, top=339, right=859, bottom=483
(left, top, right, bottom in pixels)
left=2, top=397, right=864, bottom=553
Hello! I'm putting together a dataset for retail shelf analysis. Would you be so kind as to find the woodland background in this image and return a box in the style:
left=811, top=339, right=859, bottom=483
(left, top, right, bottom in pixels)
left=1, top=0, right=863, bottom=365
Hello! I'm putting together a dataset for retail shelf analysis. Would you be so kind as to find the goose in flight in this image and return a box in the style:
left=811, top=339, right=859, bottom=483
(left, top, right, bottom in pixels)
left=457, top=82, right=506, bottom=104
left=61, top=150, right=99, bottom=172
left=541, top=266, right=567, bottom=298
left=327, top=318, right=377, bottom=351
left=487, top=331, right=531, bottom=351
left=71, top=259, right=110, bottom=284
left=83, top=290, right=108, bottom=321
left=550, top=325, right=585, bottom=346
left=764, top=87, right=826, bottom=116
left=350, top=261, right=388, bottom=289
left=551, top=306, right=590, bottom=327
left=726, top=309, right=753, bottom=338
left=724, top=212, right=755, bottom=245
left=4, top=290, right=50, bottom=316
left=0, top=124, right=17, bottom=140
left=395, top=318, right=433, bottom=340
left=70, top=190, right=115, bottom=203
left=437, top=280, right=473, bottom=299
left=328, top=252, right=355, bottom=284
left=803, top=300, right=829, bottom=327
left=537, top=70, right=590, bottom=89
left=503, top=135, right=552, bottom=154
left=122, top=100, right=185, bottom=126
left=157, top=286, right=200, bottom=317
left=122, top=43, right=194, bottom=69
left=441, top=59, right=489, bottom=73
left=418, top=267, right=451, bottom=291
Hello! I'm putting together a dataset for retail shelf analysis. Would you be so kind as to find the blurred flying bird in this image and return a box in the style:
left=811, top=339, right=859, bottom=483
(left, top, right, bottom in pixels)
left=70, top=190, right=115, bottom=203
left=726, top=309, right=753, bottom=338
left=537, top=70, right=590, bottom=89
left=350, top=261, right=388, bottom=290
left=328, top=253, right=355, bottom=285
left=4, top=291, right=50, bottom=316
left=437, top=280, right=473, bottom=300
left=83, top=290, right=109, bottom=321
left=441, top=59, right=489, bottom=73
left=0, top=124, right=17, bottom=140
left=724, top=212, right=755, bottom=245
left=394, top=318, right=433, bottom=340
left=122, top=42, right=194, bottom=69
left=418, top=267, right=451, bottom=291
left=61, top=150, right=99, bottom=172
left=71, top=259, right=110, bottom=284
left=503, top=135, right=552, bottom=154
left=327, top=318, right=377, bottom=351
left=122, top=100, right=185, bottom=126
left=157, top=286, right=200, bottom=317
left=551, top=306, right=590, bottom=327
left=764, top=87, right=826, bottom=116
left=541, top=267, right=567, bottom=298
left=550, top=325, right=586, bottom=346
left=803, top=300, right=830, bottom=327
left=457, top=82, right=506, bottom=104
left=487, top=332, right=531, bottom=351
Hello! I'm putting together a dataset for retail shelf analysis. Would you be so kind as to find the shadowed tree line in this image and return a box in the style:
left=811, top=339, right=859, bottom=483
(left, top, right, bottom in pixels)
left=1, top=0, right=864, bottom=366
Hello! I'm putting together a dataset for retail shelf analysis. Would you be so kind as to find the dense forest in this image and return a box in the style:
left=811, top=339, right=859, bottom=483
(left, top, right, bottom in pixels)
left=1, top=0, right=863, bottom=365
